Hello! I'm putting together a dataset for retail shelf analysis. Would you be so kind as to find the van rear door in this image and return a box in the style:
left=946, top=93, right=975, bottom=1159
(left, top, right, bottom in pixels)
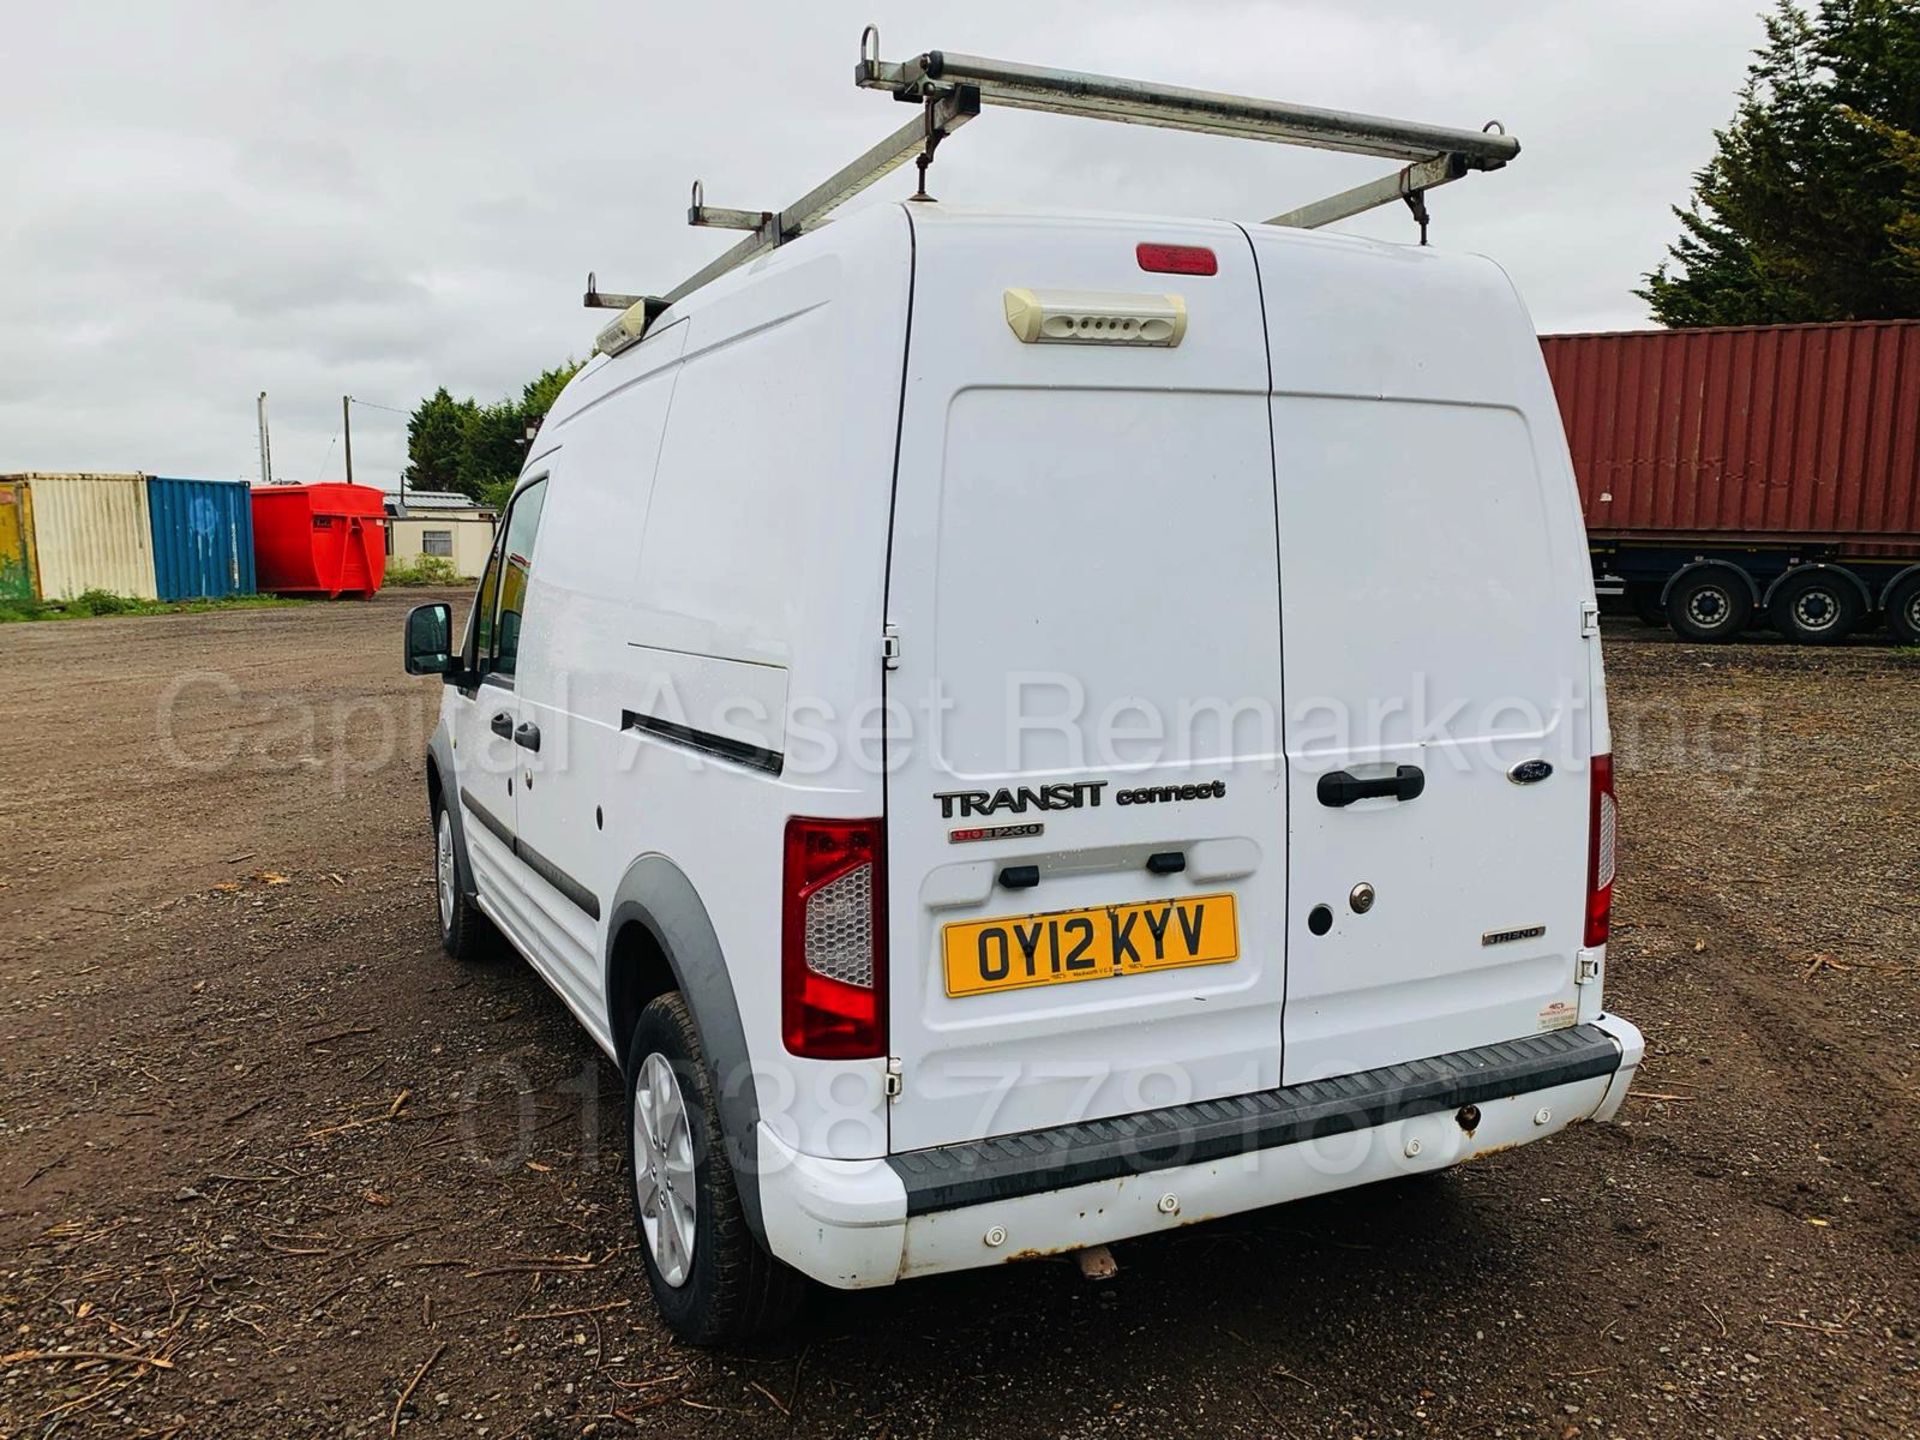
left=883, top=212, right=1287, bottom=1155
left=1245, top=231, right=1595, bottom=1083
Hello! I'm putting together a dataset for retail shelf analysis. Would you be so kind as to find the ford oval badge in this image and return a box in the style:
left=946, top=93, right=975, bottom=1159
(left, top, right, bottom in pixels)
left=1507, top=759, right=1553, bottom=786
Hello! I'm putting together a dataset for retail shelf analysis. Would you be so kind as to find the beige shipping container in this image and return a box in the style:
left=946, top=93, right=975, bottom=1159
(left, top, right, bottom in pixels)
left=387, top=513, right=497, bottom=579
left=9, top=474, right=159, bottom=600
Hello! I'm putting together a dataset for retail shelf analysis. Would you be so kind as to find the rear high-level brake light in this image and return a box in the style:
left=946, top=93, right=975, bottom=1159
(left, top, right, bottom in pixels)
left=1136, top=242, right=1217, bottom=276
left=1585, top=753, right=1618, bottom=949
left=782, top=816, right=886, bottom=1059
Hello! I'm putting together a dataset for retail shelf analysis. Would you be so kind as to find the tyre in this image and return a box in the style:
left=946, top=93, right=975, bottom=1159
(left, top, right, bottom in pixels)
left=1886, top=574, right=1920, bottom=646
left=1769, top=568, right=1863, bottom=645
left=626, top=993, right=804, bottom=1345
left=433, top=799, right=494, bottom=961
left=1627, top=584, right=1667, bottom=627
left=1665, top=567, right=1752, bottom=643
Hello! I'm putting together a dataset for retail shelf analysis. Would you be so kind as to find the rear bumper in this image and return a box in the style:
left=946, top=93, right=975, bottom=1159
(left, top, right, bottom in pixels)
left=757, top=1013, right=1643, bottom=1289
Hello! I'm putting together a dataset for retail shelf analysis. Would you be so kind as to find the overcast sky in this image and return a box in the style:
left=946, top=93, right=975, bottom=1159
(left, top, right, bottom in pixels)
left=2, top=1, right=1764, bottom=488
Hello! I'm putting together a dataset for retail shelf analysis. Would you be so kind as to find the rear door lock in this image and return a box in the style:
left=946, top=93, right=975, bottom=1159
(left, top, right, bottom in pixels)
left=1349, top=882, right=1376, bottom=914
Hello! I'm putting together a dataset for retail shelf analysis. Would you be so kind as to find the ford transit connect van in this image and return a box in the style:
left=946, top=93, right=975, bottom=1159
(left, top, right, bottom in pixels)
left=403, top=196, right=1642, bottom=1341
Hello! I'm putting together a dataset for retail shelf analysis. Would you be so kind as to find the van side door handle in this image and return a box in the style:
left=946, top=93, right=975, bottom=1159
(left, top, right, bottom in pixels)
left=513, top=721, right=541, bottom=752
left=1317, top=764, right=1425, bottom=808
left=490, top=712, right=514, bottom=740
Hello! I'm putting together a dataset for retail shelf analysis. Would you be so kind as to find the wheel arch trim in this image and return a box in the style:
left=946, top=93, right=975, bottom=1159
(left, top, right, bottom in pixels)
left=1658, top=558, right=1759, bottom=608
left=1761, top=561, right=1873, bottom=610
left=1876, top=562, right=1920, bottom=610
left=605, top=855, right=767, bottom=1245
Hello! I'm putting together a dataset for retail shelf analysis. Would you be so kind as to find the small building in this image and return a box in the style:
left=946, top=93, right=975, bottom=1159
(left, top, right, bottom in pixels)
left=383, top=490, right=497, bottom=580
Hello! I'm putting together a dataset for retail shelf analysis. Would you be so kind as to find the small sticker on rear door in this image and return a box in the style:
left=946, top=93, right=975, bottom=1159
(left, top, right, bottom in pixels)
left=1537, top=999, right=1577, bottom=1032
left=949, top=822, right=1044, bottom=845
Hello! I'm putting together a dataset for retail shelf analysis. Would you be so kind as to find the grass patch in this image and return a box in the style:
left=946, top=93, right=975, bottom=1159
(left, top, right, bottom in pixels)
left=384, top=555, right=467, bottom=587
left=0, top=590, right=302, bottom=624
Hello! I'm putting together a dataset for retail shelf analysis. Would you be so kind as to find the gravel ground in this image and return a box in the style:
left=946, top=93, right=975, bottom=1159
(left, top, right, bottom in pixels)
left=1, top=595, right=1916, bottom=1438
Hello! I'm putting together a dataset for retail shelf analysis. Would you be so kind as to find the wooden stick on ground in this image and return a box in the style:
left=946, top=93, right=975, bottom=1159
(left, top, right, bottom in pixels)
left=1, top=1348, right=174, bottom=1371
left=390, top=1341, right=448, bottom=1437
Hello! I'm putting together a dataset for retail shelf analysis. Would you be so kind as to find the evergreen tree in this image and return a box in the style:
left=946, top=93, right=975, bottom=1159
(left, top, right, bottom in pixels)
left=1638, top=0, right=1920, bottom=325
left=401, top=360, right=583, bottom=501
left=457, top=399, right=530, bottom=499
left=520, top=361, right=583, bottom=424
left=403, top=387, right=476, bottom=495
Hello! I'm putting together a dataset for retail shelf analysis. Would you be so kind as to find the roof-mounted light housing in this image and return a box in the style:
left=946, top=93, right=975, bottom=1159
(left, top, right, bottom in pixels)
left=594, top=296, right=671, bottom=357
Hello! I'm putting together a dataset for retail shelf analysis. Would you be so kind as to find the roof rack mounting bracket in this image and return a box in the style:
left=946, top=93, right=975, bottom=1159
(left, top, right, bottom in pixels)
left=582, top=271, right=662, bottom=313
left=687, top=182, right=774, bottom=232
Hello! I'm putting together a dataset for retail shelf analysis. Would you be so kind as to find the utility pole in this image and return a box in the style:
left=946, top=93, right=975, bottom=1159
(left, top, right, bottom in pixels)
left=342, top=395, right=354, bottom=484
left=257, top=391, right=273, bottom=485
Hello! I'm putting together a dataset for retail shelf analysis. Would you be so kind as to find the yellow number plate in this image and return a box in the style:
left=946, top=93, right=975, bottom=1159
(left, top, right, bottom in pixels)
left=942, top=893, right=1239, bottom=998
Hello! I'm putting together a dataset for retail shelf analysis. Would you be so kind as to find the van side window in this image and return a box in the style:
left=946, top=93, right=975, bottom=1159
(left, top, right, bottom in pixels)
left=471, top=534, right=505, bottom=663
left=489, top=478, right=548, bottom=679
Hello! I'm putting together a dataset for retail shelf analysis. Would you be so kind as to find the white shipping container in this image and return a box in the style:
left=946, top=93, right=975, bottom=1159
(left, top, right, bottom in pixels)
left=12, top=474, right=158, bottom=600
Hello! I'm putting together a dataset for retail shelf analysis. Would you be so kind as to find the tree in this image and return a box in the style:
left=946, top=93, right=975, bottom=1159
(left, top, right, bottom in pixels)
left=402, top=359, right=584, bottom=502
left=520, top=361, right=583, bottom=424
left=403, top=387, right=476, bottom=495
left=457, top=399, right=529, bottom=500
left=1638, top=0, right=1920, bottom=326
left=1845, top=108, right=1920, bottom=272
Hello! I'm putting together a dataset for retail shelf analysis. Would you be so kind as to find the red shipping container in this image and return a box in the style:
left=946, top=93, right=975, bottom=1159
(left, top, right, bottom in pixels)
left=250, top=483, right=387, bottom=598
left=1541, top=320, right=1920, bottom=557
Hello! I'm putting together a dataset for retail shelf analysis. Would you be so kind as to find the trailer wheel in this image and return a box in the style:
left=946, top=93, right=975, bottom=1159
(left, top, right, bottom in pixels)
left=1665, top=567, right=1752, bottom=643
left=1887, top=574, right=1920, bottom=646
left=1627, top=585, right=1667, bottom=627
left=1770, top=569, right=1862, bottom=645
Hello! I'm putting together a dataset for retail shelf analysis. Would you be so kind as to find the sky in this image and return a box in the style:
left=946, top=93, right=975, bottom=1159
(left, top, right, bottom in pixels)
left=1, top=1, right=1765, bottom=488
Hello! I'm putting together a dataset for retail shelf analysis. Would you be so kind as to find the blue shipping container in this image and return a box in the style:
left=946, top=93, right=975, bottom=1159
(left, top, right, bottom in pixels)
left=146, top=477, right=257, bottom=600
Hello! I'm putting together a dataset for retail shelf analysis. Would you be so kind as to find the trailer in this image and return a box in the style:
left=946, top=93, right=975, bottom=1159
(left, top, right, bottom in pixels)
left=1541, top=321, right=1920, bottom=644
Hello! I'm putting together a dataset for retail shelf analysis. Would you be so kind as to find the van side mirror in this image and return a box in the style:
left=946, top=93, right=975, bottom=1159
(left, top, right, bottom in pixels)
left=404, top=602, right=454, bottom=676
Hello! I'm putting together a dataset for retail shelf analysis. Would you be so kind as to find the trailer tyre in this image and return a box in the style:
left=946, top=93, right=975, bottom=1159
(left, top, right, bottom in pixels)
left=1770, top=569, right=1862, bottom=645
left=1887, top=574, right=1920, bottom=646
left=1665, top=567, right=1752, bottom=643
left=1627, top=585, right=1667, bottom=627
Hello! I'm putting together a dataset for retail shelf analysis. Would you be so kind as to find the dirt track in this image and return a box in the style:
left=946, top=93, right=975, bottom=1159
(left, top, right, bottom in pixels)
left=2, top=595, right=1917, bottom=1438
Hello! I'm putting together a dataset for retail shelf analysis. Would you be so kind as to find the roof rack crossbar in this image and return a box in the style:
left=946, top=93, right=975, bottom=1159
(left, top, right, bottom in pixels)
left=1267, top=152, right=1470, bottom=230
left=586, top=28, right=1519, bottom=349
left=662, top=85, right=978, bottom=308
left=855, top=49, right=1518, bottom=168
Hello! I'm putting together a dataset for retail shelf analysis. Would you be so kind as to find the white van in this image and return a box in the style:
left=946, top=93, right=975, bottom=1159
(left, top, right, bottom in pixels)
left=402, top=49, right=1640, bottom=1342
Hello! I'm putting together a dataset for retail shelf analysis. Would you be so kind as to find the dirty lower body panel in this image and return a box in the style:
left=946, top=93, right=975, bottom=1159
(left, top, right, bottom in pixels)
left=888, top=1022, right=1628, bottom=1214
left=755, top=1014, right=1640, bottom=1289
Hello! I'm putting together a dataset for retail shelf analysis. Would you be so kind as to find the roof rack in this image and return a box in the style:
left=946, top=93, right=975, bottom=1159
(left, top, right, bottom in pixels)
left=586, top=26, right=1520, bottom=354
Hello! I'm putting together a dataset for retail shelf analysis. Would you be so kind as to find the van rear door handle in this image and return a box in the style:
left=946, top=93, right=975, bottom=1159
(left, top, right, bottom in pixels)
left=490, top=712, right=514, bottom=740
left=1317, top=764, right=1425, bottom=808
left=513, top=721, right=542, bottom=752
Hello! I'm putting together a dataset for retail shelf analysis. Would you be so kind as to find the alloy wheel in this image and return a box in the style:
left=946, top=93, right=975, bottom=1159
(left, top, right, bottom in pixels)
left=633, top=1052, right=698, bottom=1287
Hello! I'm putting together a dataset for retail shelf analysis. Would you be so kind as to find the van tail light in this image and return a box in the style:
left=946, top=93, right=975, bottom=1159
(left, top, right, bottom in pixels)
left=1584, top=754, right=1618, bottom=949
left=782, top=817, right=886, bottom=1059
